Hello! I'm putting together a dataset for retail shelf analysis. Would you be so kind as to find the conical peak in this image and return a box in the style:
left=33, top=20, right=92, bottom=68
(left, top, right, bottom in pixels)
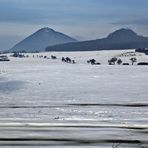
left=107, top=28, right=138, bottom=39
left=42, top=27, right=55, bottom=32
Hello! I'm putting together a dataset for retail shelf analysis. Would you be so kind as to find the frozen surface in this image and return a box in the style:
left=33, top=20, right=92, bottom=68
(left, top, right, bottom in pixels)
left=0, top=50, right=148, bottom=147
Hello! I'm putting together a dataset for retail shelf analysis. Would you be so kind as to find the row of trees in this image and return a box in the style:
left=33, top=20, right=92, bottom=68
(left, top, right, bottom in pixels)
left=108, top=57, right=137, bottom=65
left=10, top=52, right=139, bottom=65
left=87, top=57, right=137, bottom=65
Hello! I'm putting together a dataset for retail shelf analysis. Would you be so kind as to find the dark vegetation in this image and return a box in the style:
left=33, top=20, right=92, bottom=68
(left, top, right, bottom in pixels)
left=50, top=55, right=140, bottom=66
left=137, top=62, right=148, bottom=65
left=87, top=59, right=101, bottom=65
left=135, top=48, right=148, bottom=55
left=51, top=55, right=57, bottom=59
left=11, top=52, right=26, bottom=58
left=122, top=63, right=130, bottom=65
left=62, top=57, right=76, bottom=64
left=130, top=57, right=137, bottom=65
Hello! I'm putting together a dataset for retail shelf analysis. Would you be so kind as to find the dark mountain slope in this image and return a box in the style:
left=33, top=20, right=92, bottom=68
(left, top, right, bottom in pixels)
left=46, top=28, right=148, bottom=51
left=11, top=27, right=77, bottom=52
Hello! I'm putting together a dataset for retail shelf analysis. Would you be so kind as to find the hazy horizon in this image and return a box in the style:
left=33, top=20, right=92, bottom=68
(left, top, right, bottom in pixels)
left=0, top=0, right=148, bottom=50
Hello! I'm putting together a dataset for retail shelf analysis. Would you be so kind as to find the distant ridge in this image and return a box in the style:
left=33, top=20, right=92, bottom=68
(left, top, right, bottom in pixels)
left=46, top=28, right=148, bottom=51
left=10, top=27, right=77, bottom=52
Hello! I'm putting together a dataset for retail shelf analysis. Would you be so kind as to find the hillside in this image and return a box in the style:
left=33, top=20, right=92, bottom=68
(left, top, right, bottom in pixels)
left=46, top=28, right=148, bottom=51
left=10, top=27, right=77, bottom=52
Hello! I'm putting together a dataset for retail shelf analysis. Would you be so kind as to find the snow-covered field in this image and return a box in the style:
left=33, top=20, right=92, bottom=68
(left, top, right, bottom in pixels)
left=0, top=50, right=148, bottom=147
left=3, top=49, right=148, bottom=64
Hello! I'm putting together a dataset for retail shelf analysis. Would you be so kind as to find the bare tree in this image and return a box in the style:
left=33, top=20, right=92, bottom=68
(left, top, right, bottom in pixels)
left=117, top=59, right=122, bottom=65
left=130, top=57, right=137, bottom=65
left=108, top=57, right=118, bottom=65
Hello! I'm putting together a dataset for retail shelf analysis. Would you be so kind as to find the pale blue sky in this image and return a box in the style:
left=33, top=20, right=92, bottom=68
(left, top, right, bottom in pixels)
left=0, top=0, right=148, bottom=50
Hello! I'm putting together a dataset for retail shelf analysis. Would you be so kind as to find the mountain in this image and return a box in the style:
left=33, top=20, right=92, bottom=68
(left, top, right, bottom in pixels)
left=46, top=28, right=148, bottom=51
left=10, top=27, right=77, bottom=52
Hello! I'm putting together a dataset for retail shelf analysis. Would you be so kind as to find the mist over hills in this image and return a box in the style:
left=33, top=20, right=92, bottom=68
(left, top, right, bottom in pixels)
left=10, top=27, right=77, bottom=52
left=46, top=28, right=148, bottom=52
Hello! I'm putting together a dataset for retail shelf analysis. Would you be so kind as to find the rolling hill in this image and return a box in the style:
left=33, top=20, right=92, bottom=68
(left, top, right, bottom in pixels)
left=46, top=28, right=148, bottom=51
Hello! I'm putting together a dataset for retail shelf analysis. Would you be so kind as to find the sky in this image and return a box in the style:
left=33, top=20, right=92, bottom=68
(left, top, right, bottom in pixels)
left=0, top=0, right=148, bottom=50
